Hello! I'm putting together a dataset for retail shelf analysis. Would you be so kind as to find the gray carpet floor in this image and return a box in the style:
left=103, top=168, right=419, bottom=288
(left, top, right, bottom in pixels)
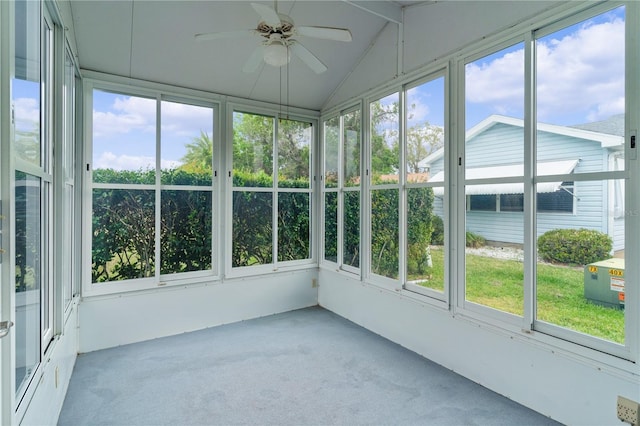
left=58, top=306, right=560, bottom=426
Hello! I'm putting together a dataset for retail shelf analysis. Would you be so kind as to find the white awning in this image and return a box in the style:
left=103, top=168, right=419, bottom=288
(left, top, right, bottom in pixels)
left=430, top=159, right=578, bottom=196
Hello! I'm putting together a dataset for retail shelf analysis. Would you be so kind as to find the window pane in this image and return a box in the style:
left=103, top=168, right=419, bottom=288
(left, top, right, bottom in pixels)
left=469, top=194, right=497, bottom=211
left=406, top=77, right=445, bottom=183
left=278, top=119, right=311, bottom=188
left=324, top=117, right=339, bottom=189
left=14, top=172, right=41, bottom=393
left=160, top=190, right=212, bottom=275
left=233, top=112, right=273, bottom=187
left=536, top=180, right=624, bottom=344
left=161, top=101, right=213, bottom=185
left=371, top=189, right=398, bottom=279
left=370, top=93, right=399, bottom=183
left=278, top=193, right=310, bottom=261
left=343, top=110, right=361, bottom=187
left=324, top=192, right=338, bottom=263
left=500, top=194, right=523, bottom=212
left=232, top=191, right=272, bottom=266
left=407, top=187, right=443, bottom=291
left=92, top=189, right=156, bottom=282
left=464, top=42, right=524, bottom=316
left=537, top=184, right=573, bottom=213
left=536, top=6, right=625, bottom=171
left=92, top=90, right=156, bottom=184
left=343, top=191, right=360, bottom=268
left=13, top=0, right=40, bottom=167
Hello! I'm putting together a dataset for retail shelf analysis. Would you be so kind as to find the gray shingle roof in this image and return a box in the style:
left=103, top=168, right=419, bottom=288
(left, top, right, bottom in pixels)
left=571, top=114, right=624, bottom=136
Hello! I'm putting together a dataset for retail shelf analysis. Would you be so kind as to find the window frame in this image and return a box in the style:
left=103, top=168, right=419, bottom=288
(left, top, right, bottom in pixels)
left=82, top=80, right=221, bottom=297
left=319, top=103, right=362, bottom=277
left=225, top=103, right=317, bottom=279
left=451, top=1, right=634, bottom=360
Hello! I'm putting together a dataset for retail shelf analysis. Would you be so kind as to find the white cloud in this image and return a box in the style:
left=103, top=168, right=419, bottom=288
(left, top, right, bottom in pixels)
left=13, top=97, right=39, bottom=132
left=93, top=95, right=156, bottom=139
left=95, top=151, right=182, bottom=171
left=465, top=13, right=624, bottom=125
left=160, top=101, right=213, bottom=138
left=93, top=95, right=213, bottom=141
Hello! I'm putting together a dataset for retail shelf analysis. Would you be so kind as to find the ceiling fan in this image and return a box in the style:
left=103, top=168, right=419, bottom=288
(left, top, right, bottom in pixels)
left=195, top=2, right=352, bottom=74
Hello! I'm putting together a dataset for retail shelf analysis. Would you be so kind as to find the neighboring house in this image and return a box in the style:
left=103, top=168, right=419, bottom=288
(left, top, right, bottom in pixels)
left=421, top=114, right=625, bottom=251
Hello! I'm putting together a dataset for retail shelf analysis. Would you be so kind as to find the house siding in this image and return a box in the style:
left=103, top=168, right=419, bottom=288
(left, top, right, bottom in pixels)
left=428, top=122, right=618, bottom=248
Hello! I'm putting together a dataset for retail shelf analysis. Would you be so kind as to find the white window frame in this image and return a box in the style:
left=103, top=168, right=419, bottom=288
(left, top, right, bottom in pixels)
left=225, top=103, right=317, bottom=279
left=82, top=79, right=221, bottom=297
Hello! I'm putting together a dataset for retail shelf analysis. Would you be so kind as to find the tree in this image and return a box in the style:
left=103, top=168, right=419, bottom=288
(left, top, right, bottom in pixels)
left=179, top=131, right=213, bottom=174
left=406, top=123, right=444, bottom=172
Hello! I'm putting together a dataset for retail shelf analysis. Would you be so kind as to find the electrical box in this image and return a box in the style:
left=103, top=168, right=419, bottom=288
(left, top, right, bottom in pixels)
left=584, top=258, right=624, bottom=309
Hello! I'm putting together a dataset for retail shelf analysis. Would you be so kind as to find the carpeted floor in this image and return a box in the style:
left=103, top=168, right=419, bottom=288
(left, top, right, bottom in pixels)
left=58, top=306, right=560, bottom=425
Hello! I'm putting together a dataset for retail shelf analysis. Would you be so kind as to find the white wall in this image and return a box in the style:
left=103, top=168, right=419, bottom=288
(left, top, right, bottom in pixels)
left=19, top=304, right=78, bottom=426
left=79, top=269, right=318, bottom=353
left=318, top=269, right=640, bottom=426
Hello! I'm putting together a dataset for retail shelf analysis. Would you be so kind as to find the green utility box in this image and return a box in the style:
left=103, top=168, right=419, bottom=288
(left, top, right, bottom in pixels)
left=584, top=258, right=625, bottom=309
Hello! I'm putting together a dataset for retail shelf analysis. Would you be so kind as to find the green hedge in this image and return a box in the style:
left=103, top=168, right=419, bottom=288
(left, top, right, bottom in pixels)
left=537, top=228, right=612, bottom=265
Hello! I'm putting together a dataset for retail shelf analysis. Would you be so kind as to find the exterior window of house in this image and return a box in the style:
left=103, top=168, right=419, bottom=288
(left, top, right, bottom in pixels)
left=89, top=88, right=217, bottom=290
left=499, top=194, right=524, bottom=212
left=232, top=111, right=313, bottom=270
left=536, top=183, right=573, bottom=213
left=370, top=92, right=400, bottom=280
left=463, top=41, right=525, bottom=318
left=534, top=6, right=626, bottom=348
left=469, top=194, right=497, bottom=211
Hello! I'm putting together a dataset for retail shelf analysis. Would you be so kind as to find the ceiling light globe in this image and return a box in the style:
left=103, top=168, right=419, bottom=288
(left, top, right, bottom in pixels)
left=264, top=43, right=290, bottom=67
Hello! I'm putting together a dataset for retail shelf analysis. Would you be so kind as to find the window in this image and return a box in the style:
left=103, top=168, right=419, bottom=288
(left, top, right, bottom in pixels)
left=404, top=75, right=446, bottom=296
left=534, top=6, right=626, bottom=348
left=463, top=41, right=525, bottom=317
left=13, top=0, right=40, bottom=398
left=536, top=183, right=573, bottom=213
left=469, top=194, right=497, bottom=211
left=60, top=46, right=77, bottom=311
left=231, top=111, right=313, bottom=271
left=370, top=92, right=399, bottom=280
left=322, top=108, right=361, bottom=272
left=89, top=88, right=216, bottom=289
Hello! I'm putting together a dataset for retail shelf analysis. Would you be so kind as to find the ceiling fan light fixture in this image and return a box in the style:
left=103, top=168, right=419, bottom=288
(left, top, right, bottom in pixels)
left=264, top=42, right=290, bottom=67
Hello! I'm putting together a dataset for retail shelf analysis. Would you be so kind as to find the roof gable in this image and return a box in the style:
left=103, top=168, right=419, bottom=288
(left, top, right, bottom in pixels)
left=419, top=114, right=624, bottom=169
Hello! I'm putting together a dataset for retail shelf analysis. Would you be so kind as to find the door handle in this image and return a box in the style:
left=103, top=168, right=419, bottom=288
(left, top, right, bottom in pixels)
left=0, top=321, right=14, bottom=339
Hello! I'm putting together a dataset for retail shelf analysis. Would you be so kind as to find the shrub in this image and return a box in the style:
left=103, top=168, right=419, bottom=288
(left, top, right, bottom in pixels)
left=465, top=231, right=485, bottom=248
left=431, top=215, right=444, bottom=245
left=537, top=228, right=612, bottom=265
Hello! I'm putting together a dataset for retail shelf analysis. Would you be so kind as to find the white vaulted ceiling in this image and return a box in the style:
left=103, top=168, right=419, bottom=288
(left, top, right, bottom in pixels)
left=67, top=1, right=561, bottom=111
left=69, top=1, right=413, bottom=110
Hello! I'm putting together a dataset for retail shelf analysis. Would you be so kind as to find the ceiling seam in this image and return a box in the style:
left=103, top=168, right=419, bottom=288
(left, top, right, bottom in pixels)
left=321, top=20, right=393, bottom=112
left=128, top=1, right=135, bottom=78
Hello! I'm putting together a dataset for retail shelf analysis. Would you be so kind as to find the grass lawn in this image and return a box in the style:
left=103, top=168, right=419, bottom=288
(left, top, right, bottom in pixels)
left=419, top=247, right=624, bottom=344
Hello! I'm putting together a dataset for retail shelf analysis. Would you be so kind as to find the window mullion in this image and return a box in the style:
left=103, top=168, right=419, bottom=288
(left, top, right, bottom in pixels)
left=523, top=31, right=535, bottom=332
left=273, top=117, right=278, bottom=269
left=155, top=96, right=161, bottom=281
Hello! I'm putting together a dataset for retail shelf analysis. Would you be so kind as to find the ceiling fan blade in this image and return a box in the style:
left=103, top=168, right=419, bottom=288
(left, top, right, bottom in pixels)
left=290, top=43, right=327, bottom=74
left=195, top=30, right=256, bottom=42
left=243, top=46, right=265, bottom=73
left=296, top=26, right=352, bottom=42
left=250, top=3, right=281, bottom=28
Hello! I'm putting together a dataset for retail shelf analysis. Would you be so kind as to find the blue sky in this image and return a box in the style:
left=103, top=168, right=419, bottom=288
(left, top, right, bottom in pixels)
left=12, top=6, right=624, bottom=171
